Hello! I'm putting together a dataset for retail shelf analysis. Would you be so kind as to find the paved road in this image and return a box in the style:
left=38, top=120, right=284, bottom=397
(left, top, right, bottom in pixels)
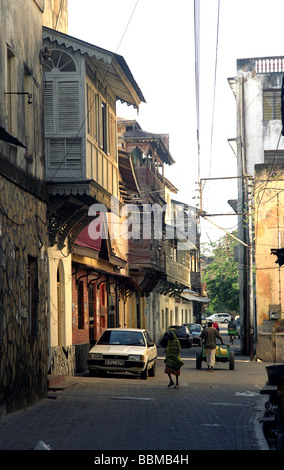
left=0, top=327, right=271, bottom=458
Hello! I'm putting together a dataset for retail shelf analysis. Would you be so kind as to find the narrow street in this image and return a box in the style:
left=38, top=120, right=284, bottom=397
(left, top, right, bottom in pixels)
left=2, top=5, right=284, bottom=466
left=0, top=326, right=270, bottom=458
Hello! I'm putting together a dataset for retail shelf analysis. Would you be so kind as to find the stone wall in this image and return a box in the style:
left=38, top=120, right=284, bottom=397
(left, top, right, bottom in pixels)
left=48, top=346, right=75, bottom=376
left=0, top=175, right=48, bottom=414
left=257, top=333, right=284, bottom=363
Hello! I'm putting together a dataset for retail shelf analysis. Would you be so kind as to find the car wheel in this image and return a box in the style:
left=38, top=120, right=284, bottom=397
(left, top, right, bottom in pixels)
left=140, top=364, right=148, bottom=380
left=148, top=361, right=156, bottom=377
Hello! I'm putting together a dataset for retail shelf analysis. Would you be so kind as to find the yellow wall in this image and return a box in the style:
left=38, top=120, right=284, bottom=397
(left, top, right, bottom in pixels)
left=42, top=0, right=68, bottom=33
left=255, top=165, right=284, bottom=330
left=48, top=245, right=72, bottom=348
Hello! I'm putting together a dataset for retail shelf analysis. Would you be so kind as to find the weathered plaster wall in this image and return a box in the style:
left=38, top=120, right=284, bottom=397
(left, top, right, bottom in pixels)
left=255, top=164, right=284, bottom=362
left=0, top=176, right=48, bottom=414
left=43, top=0, right=68, bottom=33
left=47, top=244, right=75, bottom=376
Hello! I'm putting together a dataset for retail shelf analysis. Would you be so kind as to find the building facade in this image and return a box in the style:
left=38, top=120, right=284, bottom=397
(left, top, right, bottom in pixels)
left=42, top=28, right=145, bottom=375
left=117, top=119, right=203, bottom=344
left=70, top=151, right=142, bottom=373
left=229, top=57, right=284, bottom=361
left=0, top=0, right=49, bottom=414
left=254, top=163, right=284, bottom=362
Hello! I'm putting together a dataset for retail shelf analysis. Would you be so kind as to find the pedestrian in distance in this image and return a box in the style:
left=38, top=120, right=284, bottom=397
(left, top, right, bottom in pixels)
left=212, top=321, right=219, bottom=331
left=164, top=330, right=184, bottom=388
left=228, top=317, right=237, bottom=344
left=201, top=321, right=224, bottom=372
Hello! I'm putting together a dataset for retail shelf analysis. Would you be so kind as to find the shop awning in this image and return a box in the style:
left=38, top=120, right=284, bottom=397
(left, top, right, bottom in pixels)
left=75, top=226, right=102, bottom=251
left=179, top=290, right=210, bottom=304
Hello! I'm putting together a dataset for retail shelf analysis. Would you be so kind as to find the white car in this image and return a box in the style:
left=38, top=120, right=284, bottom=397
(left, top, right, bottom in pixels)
left=206, top=313, right=231, bottom=324
left=87, top=328, right=157, bottom=380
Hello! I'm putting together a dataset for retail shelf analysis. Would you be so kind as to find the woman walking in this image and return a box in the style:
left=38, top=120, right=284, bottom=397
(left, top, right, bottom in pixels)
left=164, top=331, right=184, bottom=388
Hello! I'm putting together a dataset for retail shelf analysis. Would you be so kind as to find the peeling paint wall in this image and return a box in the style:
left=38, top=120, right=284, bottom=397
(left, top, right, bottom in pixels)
left=235, top=57, right=284, bottom=357
left=255, top=164, right=284, bottom=362
left=42, top=0, right=69, bottom=33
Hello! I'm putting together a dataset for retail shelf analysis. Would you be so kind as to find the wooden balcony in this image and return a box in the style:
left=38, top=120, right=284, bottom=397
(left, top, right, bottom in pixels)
left=134, top=166, right=165, bottom=201
left=165, top=254, right=191, bottom=289
left=128, top=238, right=165, bottom=272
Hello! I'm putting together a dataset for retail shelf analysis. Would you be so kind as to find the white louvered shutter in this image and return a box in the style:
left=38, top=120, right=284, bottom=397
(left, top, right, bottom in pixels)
left=49, top=138, right=65, bottom=167
left=44, top=81, right=55, bottom=134
left=57, top=81, right=80, bottom=133
left=65, top=138, right=81, bottom=167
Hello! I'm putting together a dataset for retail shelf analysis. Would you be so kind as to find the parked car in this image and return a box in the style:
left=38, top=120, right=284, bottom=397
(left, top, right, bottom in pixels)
left=161, top=325, right=193, bottom=348
left=87, top=328, right=157, bottom=380
left=184, top=323, right=202, bottom=346
left=206, top=313, right=231, bottom=324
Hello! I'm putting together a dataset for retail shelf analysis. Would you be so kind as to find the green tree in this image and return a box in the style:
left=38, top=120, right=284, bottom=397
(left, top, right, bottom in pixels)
left=201, top=233, right=239, bottom=314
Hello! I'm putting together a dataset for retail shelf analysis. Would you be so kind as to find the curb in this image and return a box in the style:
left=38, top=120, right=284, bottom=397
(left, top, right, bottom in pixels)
left=250, top=394, right=270, bottom=450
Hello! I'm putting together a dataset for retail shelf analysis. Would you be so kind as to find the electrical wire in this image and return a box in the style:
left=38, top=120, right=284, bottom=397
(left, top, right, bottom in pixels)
left=54, top=0, right=65, bottom=31
left=208, top=0, right=220, bottom=181
left=194, top=0, right=200, bottom=183
left=116, top=0, right=140, bottom=53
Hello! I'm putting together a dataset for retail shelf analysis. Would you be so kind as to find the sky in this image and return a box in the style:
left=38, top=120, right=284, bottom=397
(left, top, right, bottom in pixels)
left=68, top=0, right=284, bottom=244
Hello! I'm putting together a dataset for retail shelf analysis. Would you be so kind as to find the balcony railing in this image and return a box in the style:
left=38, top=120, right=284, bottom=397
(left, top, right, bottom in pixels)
left=165, top=255, right=190, bottom=288
left=255, top=57, right=284, bottom=73
left=128, top=238, right=165, bottom=272
left=134, top=166, right=165, bottom=199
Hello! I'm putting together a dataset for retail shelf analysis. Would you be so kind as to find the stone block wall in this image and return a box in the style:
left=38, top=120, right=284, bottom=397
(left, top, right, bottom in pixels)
left=0, top=175, right=48, bottom=414
left=257, top=333, right=284, bottom=363
left=48, top=345, right=76, bottom=376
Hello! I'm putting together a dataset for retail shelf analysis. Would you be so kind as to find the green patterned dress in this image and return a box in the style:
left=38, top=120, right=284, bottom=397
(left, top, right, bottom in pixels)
left=164, top=332, right=184, bottom=376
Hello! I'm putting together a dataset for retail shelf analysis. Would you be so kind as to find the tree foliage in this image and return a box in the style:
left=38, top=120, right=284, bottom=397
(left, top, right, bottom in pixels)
left=201, top=233, right=239, bottom=314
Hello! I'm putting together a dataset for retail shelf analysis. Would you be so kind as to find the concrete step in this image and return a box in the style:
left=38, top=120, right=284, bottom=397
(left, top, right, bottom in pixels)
left=47, top=375, right=65, bottom=389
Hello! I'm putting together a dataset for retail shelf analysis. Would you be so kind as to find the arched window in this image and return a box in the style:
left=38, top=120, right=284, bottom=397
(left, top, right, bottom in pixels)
left=43, top=49, right=76, bottom=72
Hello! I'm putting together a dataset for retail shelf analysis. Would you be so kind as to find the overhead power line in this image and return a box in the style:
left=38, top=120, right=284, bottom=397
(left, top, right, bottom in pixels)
left=194, top=0, right=200, bottom=183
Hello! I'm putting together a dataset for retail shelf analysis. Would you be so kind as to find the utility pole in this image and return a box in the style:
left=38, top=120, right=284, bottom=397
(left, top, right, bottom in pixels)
left=247, top=176, right=255, bottom=360
left=197, top=175, right=255, bottom=360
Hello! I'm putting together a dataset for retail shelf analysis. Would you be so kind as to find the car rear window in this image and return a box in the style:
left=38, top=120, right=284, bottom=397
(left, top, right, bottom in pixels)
left=170, top=326, right=184, bottom=333
left=190, top=324, right=201, bottom=332
left=97, top=330, right=146, bottom=346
